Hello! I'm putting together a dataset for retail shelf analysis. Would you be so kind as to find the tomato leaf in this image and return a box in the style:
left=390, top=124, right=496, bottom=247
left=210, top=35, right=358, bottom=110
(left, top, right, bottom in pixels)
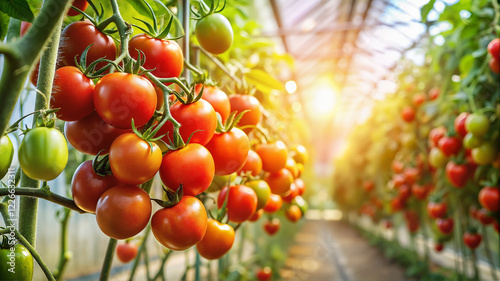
left=0, top=11, right=9, bottom=41
left=420, top=0, right=435, bottom=23
left=244, top=69, right=284, bottom=94
left=0, top=0, right=34, bottom=22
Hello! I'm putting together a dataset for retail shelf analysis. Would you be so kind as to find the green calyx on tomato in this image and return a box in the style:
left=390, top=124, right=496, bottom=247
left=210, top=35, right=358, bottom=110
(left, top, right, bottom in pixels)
left=0, top=135, right=14, bottom=179
left=0, top=242, right=34, bottom=281
left=19, top=127, right=68, bottom=181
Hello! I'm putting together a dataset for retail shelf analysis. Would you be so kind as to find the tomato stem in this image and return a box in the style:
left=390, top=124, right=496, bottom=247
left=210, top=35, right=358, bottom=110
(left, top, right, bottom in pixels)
left=99, top=238, right=118, bottom=281
left=0, top=187, right=85, bottom=213
left=128, top=225, right=151, bottom=281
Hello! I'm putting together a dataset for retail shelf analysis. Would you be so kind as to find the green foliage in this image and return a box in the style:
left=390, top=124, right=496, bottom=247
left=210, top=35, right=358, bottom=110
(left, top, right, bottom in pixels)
left=0, top=0, right=34, bottom=22
left=0, top=12, right=10, bottom=41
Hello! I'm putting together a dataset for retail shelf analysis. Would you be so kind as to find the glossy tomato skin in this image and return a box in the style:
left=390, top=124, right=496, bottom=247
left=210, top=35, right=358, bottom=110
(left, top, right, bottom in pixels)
left=67, top=0, right=89, bottom=16
left=401, top=106, right=415, bottom=122
left=454, top=112, right=469, bottom=138
left=294, top=178, right=306, bottom=196
left=465, top=113, right=490, bottom=137
left=96, top=184, right=152, bottom=239
left=427, top=202, right=447, bottom=219
left=109, top=133, right=162, bottom=185
left=0, top=135, right=14, bottom=179
left=478, top=187, right=499, bottom=212
left=263, top=193, right=282, bottom=213
left=488, top=38, right=500, bottom=60
left=285, top=205, right=302, bottom=222
left=151, top=196, right=208, bottom=251
left=237, top=150, right=262, bottom=176
left=71, top=160, right=119, bottom=213
left=256, top=267, right=272, bottom=281
left=429, top=147, right=447, bottom=168
left=282, top=182, right=299, bottom=203
left=438, top=136, right=461, bottom=157
left=436, top=218, right=454, bottom=235
left=19, top=127, right=68, bottom=181
left=94, top=73, right=156, bottom=129
left=65, top=111, right=130, bottom=155
left=463, top=232, right=482, bottom=249
left=471, top=142, right=497, bottom=165
left=248, top=209, right=264, bottom=222
left=265, top=168, right=293, bottom=196
left=159, top=143, right=215, bottom=196
left=291, top=144, right=308, bottom=164
left=205, top=128, right=250, bottom=175
left=245, top=180, right=271, bottom=210
left=196, top=219, right=235, bottom=259
left=195, top=13, right=233, bottom=54
left=429, top=127, right=446, bottom=147
left=490, top=57, right=500, bottom=73
left=196, top=85, right=230, bottom=123
left=411, top=184, right=429, bottom=200
left=0, top=244, right=33, bottom=281
left=218, top=185, right=258, bottom=223
left=50, top=66, right=95, bottom=121
left=256, top=141, right=288, bottom=173
left=476, top=208, right=494, bottom=225
left=156, top=99, right=216, bottom=146
left=264, top=218, right=280, bottom=235
left=116, top=242, right=138, bottom=263
left=60, top=20, right=116, bottom=68
left=445, top=162, right=468, bottom=188
left=434, top=243, right=444, bottom=252
left=129, top=34, right=183, bottom=81
left=229, top=94, right=262, bottom=128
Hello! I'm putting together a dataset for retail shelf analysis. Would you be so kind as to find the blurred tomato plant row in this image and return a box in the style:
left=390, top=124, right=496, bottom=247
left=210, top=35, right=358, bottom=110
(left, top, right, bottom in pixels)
left=333, top=0, right=499, bottom=280
left=0, top=0, right=311, bottom=280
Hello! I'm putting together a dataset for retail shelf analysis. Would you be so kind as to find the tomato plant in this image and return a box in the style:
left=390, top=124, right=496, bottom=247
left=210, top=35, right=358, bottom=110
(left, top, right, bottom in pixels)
left=196, top=219, right=235, bottom=260
left=18, top=127, right=68, bottom=181
left=151, top=196, right=207, bottom=251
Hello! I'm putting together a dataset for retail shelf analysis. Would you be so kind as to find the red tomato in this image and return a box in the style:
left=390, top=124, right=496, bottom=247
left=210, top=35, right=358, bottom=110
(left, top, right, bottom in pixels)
left=285, top=205, right=302, bottom=222
left=436, top=218, right=454, bottom=235
left=71, top=160, right=119, bottom=213
left=282, top=183, right=298, bottom=203
left=265, top=168, right=293, bottom=196
left=156, top=100, right=216, bottom=146
left=196, top=219, right=235, bottom=260
left=411, top=184, right=428, bottom=200
left=438, top=136, right=461, bottom=157
left=129, top=34, right=183, bottom=82
left=490, top=57, right=500, bottom=74
left=445, top=161, right=468, bottom=188
left=392, top=161, right=404, bottom=173
left=412, top=93, right=426, bottom=106
left=398, top=184, right=411, bottom=201
left=196, top=84, right=230, bottom=123
left=284, top=158, right=299, bottom=178
left=476, top=208, right=494, bottom=225
left=392, top=174, right=406, bottom=188
left=294, top=178, right=306, bottom=196
left=429, top=127, right=446, bottom=147
left=403, top=167, right=420, bottom=185
left=151, top=196, right=207, bottom=251
left=159, top=143, right=214, bottom=196
left=248, top=209, right=263, bottom=222
left=237, top=150, right=263, bottom=176
left=401, top=106, right=415, bottom=122
left=429, top=87, right=440, bottom=100
left=264, top=218, right=280, bottom=235
left=478, top=186, right=500, bottom=212
left=20, top=21, right=31, bottom=37
left=256, top=141, right=288, bottom=173
left=454, top=112, right=469, bottom=138
left=390, top=197, right=405, bottom=213
left=109, top=133, right=162, bottom=185
left=50, top=66, right=94, bottom=121
left=94, top=73, right=156, bottom=129
left=65, top=111, right=130, bottom=155
left=256, top=267, right=272, bottom=281
left=96, top=185, right=152, bottom=239
left=488, top=38, right=500, bottom=60
left=427, top=201, right=447, bottom=219
left=463, top=232, right=482, bottom=249
left=205, top=128, right=250, bottom=175
left=434, top=243, right=444, bottom=252
left=59, top=20, right=116, bottom=69
left=218, top=185, right=258, bottom=223
left=67, top=0, right=89, bottom=16
left=363, top=181, right=374, bottom=192
left=407, top=220, right=420, bottom=233
left=116, top=242, right=138, bottom=263
left=229, top=94, right=262, bottom=129
left=263, top=194, right=282, bottom=213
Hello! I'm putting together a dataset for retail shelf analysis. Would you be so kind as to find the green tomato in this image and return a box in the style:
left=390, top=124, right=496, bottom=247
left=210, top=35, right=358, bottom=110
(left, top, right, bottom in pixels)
left=293, top=195, right=308, bottom=215
left=0, top=135, right=14, bottom=179
left=463, top=132, right=482, bottom=149
left=0, top=243, right=34, bottom=281
left=428, top=147, right=447, bottom=168
left=206, top=173, right=236, bottom=193
left=18, top=127, right=68, bottom=181
left=471, top=142, right=497, bottom=165
left=245, top=180, right=271, bottom=210
left=465, top=113, right=489, bottom=137
left=195, top=13, right=233, bottom=55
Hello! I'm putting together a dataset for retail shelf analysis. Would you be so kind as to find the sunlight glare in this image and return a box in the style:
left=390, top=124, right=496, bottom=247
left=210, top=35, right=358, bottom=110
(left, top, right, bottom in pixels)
left=285, top=80, right=297, bottom=94
left=307, top=83, right=337, bottom=120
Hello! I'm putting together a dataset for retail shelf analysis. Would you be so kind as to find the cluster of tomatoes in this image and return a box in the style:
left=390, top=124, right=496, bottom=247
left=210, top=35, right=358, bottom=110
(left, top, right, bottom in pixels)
left=3, top=0, right=310, bottom=263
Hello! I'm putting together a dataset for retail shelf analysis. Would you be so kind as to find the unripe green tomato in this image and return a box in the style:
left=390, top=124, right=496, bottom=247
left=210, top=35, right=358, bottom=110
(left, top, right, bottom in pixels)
left=471, top=142, right=497, bottom=165
left=206, top=173, right=236, bottom=193
left=0, top=244, right=33, bottom=281
left=463, top=132, right=482, bottom=149
left=428, top=147, right=447, bottom=168
left=465, top=113, right=489, bottom=137
left=293, top=195, right=308, bottom=215
left=195, top=13, right=233, bottom=54
left=0, top=135, right=14, bottom=179
left=245, top=180, right=271, bottom=210
left=18, top=127, right=68, bottom=181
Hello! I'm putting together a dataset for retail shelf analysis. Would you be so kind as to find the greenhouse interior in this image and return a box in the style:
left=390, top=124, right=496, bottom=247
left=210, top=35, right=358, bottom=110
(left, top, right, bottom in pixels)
left=0, top=0, right=499, bottom=280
